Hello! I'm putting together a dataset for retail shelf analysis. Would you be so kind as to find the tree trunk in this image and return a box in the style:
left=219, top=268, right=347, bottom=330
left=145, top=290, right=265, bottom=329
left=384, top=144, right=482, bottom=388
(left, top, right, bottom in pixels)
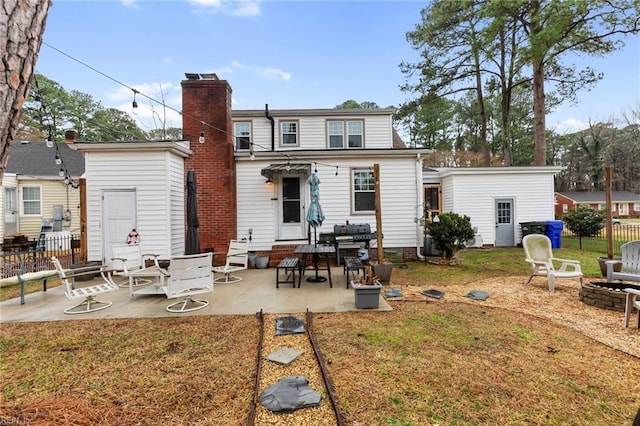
left=531, top=58, right=546, bottom=166
left=0, top=0, right=51, bottom=185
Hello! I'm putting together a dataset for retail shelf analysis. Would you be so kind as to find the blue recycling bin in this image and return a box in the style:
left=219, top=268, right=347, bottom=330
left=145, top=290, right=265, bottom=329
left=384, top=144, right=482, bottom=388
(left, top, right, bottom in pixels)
left=545, top=220, right=563, bottom=249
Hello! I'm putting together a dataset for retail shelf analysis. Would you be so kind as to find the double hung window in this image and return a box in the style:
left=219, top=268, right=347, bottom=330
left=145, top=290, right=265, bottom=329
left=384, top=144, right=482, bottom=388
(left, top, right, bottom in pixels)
left=352, top=169, right=375, bottom=213
left=234, top=122, right=251, bottom=150
left=21, top=186, right=41, bottom=215
left=280, top=121, right=298, bottom=146
left=327, top=120, right=363, bottom=148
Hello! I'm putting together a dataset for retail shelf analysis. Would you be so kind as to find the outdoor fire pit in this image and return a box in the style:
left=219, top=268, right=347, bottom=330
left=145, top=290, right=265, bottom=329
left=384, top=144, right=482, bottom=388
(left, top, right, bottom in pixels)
left=579, top=282, right=640, bottom=312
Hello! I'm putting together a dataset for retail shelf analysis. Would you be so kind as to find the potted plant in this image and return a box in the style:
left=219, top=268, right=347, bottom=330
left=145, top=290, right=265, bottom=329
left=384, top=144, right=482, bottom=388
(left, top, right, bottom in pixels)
left=350, top=265, right=383, bottom=309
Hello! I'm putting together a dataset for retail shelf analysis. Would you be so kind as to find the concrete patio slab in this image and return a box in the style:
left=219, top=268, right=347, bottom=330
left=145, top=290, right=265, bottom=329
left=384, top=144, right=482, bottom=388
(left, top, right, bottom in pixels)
left=0, top=266, right=392, bottom=323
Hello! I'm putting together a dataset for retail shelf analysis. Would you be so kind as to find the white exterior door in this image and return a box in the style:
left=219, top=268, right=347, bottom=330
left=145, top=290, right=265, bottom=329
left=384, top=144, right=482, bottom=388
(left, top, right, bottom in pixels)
left=102, top=190, right=137, bottom=264
left=495, top=198, right=515, bottom=246
left=3, top=188, right=17, bottom=236
left=279, top=176, right=305, bottom=240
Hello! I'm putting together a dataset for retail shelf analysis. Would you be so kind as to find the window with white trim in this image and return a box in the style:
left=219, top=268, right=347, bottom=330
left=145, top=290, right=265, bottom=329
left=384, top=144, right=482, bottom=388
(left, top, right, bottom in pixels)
left=234, top=122, right=251, bottom=150
left=21, top=186, right=41, bottom=215
left=352, top=169, right=375, bottom=213
left=327, top=120, right=363, bottom=148
left=280, top=121, right=298, bottom=146
left=634, top=203, right=640, bottom=212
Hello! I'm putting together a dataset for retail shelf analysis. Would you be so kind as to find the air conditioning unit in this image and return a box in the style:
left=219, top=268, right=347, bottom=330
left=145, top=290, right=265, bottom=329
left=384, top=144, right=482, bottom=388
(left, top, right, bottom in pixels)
left=466, top=227, right=483, bottom=248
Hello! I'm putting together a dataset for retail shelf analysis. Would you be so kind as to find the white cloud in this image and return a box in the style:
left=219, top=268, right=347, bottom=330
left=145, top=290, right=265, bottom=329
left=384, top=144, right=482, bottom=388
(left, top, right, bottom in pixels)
left=550, top=117, right=588, bottom=134
left=121, top=0, right=141, bottom=10
left=261, top=67, right=291, bottom=81
left=107, top=82, right=183, bottom=130
left=188, top=0, right=261, bottom=17
left=231, top=60, right=249, bottom=70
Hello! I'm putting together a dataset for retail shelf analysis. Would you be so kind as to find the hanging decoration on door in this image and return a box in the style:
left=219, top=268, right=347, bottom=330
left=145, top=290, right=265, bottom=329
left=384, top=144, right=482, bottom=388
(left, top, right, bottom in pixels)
left=126, top=229, right=140, bottom=245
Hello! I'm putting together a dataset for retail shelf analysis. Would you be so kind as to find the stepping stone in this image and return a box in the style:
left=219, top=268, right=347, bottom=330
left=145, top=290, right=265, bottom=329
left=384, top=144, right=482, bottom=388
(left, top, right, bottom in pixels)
left=260, top=376, right=322, bottom=412
left=275, top=316, right=305, bottom=335
left=385, top=288, right=403, bottom=297
left=265, top=347, right=304, bottom=365
left=466, top=290, right=490, bottom=301
left=421, top=289, right=445, bottom=299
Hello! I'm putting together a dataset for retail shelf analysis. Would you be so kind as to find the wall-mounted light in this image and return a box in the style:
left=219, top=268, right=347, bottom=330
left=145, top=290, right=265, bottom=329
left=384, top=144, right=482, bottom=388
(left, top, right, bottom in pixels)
left=265, top=177, right=273, bottom=185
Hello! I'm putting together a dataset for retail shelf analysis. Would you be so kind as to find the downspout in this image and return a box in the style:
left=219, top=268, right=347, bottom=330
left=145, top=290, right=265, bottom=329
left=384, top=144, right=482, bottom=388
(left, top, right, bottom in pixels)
left=416, top=153, right=425, bottom=261
left=265, top=104, right=275, bottom=151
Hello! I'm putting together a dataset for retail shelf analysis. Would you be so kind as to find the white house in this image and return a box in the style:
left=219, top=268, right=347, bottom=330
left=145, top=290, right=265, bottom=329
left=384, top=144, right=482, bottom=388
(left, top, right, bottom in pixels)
left=74, top=75, right=563, bottom=265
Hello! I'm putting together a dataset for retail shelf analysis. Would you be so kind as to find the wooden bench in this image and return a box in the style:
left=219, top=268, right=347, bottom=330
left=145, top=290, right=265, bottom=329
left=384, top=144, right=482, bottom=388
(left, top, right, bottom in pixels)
left=276, top=257, right=300, bottom=288
left=343, top=256, right=364, bottom=288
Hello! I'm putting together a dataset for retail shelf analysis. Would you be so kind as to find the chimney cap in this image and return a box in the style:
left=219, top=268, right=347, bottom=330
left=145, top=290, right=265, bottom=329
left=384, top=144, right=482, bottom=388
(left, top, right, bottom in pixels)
left=200, top=73, right=219, bottom=80
left=185, top=73, right=200, bottom=80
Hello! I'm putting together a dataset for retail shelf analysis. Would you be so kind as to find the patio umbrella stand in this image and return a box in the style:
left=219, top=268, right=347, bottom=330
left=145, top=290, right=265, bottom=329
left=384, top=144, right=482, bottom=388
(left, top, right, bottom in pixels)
left=306, top=173, right=326, bottom=283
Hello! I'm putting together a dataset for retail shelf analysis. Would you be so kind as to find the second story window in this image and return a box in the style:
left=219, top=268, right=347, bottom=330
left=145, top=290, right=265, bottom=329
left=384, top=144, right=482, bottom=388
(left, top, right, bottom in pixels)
left=234, top=122, right=251, bottom=150
left=327, top=120, right=363, bottom=149
left=281, top=121, right=298, bottom=146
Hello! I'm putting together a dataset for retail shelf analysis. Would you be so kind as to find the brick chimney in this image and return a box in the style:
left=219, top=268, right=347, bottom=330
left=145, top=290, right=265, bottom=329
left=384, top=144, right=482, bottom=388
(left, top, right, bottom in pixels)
left=65, top=129, right=78, bottom=144
left=181, top=75, right=237, bottom=254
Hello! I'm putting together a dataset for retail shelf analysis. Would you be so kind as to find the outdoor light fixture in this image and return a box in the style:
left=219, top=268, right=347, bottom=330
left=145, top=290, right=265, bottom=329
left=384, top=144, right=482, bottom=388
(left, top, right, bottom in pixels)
left=198, top=121, right=206, bottom=144
left=265, top=177, right=273, bottom=184
left=46, top=138, right=54, bottom=148
left=55, top=154, right=62, bottom=165
left=248, top=228, right=253, bottom=242
left=132, top=89, right=138, bottom=108
left=58, top=168, right=65, bottom=177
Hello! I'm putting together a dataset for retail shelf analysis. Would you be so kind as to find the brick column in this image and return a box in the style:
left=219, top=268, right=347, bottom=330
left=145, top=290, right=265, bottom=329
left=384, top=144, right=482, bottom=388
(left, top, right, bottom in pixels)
left=181, top=77, right=236, bottom=254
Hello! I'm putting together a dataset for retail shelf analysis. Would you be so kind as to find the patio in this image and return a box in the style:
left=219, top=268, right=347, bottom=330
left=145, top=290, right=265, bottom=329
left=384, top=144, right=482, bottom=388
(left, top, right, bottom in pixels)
left=0, top=266, right=392, bottom=323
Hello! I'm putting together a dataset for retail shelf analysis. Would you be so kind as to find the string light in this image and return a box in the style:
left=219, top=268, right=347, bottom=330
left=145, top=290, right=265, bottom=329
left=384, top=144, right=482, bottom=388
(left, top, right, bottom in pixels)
left=198, top=122, right=205, bottom=144
left=55, top=154, right=62, bottom=165
left=132, top=89, right=138, bottom=108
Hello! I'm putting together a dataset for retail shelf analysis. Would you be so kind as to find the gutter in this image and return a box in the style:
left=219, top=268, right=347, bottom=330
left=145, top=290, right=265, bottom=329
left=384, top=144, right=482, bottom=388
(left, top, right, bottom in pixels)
left=265, top=104, right=275, bottom=151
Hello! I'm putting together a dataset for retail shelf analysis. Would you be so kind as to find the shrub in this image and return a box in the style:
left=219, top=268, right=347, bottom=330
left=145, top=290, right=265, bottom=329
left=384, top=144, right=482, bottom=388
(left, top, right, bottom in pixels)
left=427, top=212, right=475, bottom=260
left=563, top=206, right=605, bottom=238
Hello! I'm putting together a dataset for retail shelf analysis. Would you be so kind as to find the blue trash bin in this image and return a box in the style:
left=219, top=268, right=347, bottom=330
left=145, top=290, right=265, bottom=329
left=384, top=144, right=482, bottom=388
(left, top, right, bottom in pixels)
left=545, top=220, right=563, bottom=249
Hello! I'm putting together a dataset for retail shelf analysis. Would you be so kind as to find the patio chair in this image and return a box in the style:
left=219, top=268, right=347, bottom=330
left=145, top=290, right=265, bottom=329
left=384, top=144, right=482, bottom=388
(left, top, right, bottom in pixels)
left=161, top=252, right=214, bottom=313
left=522, top=234, right=583, bottom=293
left=51, top=256, right=119, bottom=315
left=212, top=240, right=249, bottom=284
left=606, top=240, right=640, bottom=284
left=111, top=244, right=164, bottom=295
left=623, top=288, right=640, bottom=328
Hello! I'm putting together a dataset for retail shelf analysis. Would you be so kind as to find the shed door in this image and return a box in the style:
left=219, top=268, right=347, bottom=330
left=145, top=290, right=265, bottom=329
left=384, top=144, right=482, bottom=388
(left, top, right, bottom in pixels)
left=102, top=190, right=137, bottom=265
left=495, top=198, right=514, bottom=246
left=3, top=188, right=17, bottom=236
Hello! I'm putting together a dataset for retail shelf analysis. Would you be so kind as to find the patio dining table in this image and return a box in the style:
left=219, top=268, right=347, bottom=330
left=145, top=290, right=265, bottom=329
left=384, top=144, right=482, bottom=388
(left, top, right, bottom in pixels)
left=294, top=244, right=334, bottom=287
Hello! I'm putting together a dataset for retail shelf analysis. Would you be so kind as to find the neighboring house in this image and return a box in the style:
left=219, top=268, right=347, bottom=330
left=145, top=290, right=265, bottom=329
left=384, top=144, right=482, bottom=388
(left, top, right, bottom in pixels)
left=2, top=138, right=84, bottom=240
left=78, top=75, right=563, bottom=265
left=555, top=191, right=640, bottom=219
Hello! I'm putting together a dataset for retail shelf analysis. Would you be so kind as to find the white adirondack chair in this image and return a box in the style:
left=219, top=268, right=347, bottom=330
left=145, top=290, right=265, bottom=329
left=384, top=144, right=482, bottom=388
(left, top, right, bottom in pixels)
left=522, top=234, right=583, bottom=293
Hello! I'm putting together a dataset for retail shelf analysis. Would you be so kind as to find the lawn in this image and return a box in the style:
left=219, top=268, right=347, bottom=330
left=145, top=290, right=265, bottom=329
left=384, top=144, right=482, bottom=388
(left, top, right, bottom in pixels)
left=1, top=246, right=639, bottom=425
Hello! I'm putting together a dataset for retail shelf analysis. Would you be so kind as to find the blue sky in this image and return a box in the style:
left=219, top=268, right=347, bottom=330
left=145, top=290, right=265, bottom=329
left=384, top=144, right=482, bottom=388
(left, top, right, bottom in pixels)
left=36, top=0, right=639, bottom=135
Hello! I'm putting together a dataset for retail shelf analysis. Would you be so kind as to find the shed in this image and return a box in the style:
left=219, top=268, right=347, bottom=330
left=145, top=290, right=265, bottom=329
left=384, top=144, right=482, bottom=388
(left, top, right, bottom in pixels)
left=74, top=141, right=192, bottom=264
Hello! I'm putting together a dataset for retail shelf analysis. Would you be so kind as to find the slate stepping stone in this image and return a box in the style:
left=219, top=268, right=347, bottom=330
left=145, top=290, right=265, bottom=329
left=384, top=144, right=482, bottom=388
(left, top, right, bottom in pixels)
left=466, top=290, right=490, bottom=301
left=275, top=316, right=305, bottom=335
left=421, top=289, right=445, bottom=299
left=385, top=288, right=403, bottom=297
left=260, top=376, right=322, bottom=412
left=265, top=347, right=304, bottom=365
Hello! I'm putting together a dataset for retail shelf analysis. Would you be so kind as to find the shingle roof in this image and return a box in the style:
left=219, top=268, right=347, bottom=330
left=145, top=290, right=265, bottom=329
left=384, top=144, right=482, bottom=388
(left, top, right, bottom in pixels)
left=6, top=141, right=85, bottom=177
left=557, top=191, right=640, bottom=203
